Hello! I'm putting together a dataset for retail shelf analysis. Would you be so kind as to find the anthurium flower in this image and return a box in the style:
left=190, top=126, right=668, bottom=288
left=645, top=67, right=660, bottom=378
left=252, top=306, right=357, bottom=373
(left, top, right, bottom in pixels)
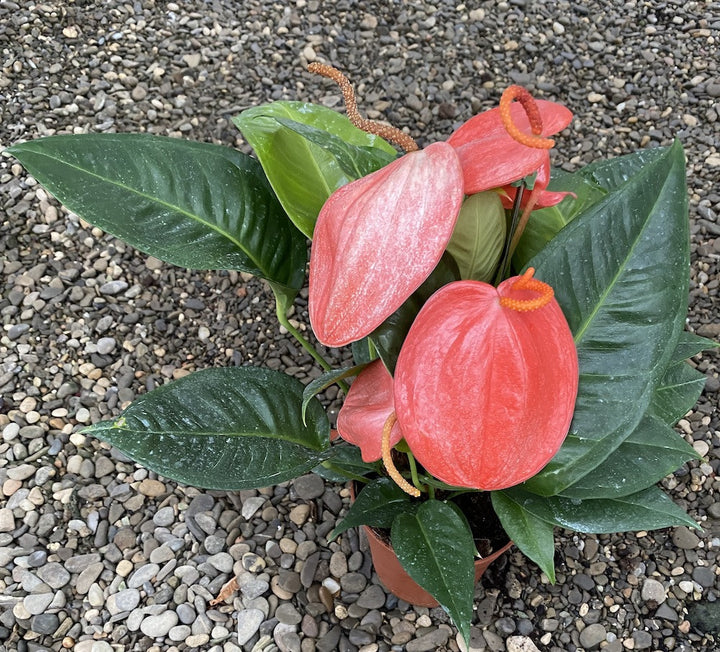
left=499, top=158, right=573, bottom=210
left=309, top=141, right=464, bottom=347
left=394, top=269, right=578, bottom=490
left=336, top=360, right=403, bottom=462
left=447, top=87, right=573, bottom=195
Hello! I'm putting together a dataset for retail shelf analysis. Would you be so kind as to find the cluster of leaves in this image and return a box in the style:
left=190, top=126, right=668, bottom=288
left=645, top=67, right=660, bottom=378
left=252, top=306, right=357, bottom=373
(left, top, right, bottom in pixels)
left=7, top=102, right=715, bottom=645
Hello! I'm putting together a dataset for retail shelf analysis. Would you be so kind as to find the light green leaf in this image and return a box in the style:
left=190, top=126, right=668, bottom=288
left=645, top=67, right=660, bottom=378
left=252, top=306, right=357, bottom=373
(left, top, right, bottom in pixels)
left=446, top=191, right=506, bottom=282
left=234, top=101, right=396, bottom=237
left=7, top=134, right=306, bottom=290
left=85, top=367, right=330, bottom=490
left=274, top=117, right=396, bottom=180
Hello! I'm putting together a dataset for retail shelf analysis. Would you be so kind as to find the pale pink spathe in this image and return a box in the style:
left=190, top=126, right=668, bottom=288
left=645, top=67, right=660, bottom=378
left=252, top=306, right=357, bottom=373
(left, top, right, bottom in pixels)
left=336, top=360, right=402, bottom=462
left=309, top=141, right=464, bottom=347
left=394, top=277, right=578, bottom=490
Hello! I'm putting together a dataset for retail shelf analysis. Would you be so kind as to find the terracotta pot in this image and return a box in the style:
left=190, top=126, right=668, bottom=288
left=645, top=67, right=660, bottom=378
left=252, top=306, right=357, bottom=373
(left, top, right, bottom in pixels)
left=351, top=483, right=513, bottom=607
left=362, top=524, right=513, bottom=607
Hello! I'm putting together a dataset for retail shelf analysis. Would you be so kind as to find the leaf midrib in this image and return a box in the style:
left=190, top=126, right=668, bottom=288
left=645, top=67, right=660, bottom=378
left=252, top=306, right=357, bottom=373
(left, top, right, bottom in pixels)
left=18, top=146, right=274, bottom=280
left=572, top=157, right=675, bottom=347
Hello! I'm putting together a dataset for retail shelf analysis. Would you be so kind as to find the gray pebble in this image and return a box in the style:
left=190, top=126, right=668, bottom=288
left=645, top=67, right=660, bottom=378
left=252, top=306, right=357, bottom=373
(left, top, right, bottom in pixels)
left=276, top=603, right=302, bottom=625
left=692, top=565, right=715, bottom=588
left=339, top=572, right=367, bottom=594
left=406, top=627, right=451, bottom=652
left=106, top=588, right=140, bottom=615
left=99, top=280, right=128, bottom=295
left=356, top=584, right=386, bottom=609
left=579, top=623, right=607, bottom=649
left=23, top=593, right=53, bottom=615
left=237, top=608, right=265, bottom=646
left=30, top=613, right=59, bottom=635
left=293, top=474, right=325, bottom=500
left=127, top=563, right=160, bottom=588
left=153, top=506, right=175, bottom=527
left=208, top=552, right=234, bottom=573
left=140, top=610, right=178, bottom=638
left=632, top=630, right=653, bottom=649
left=641, top=578, right=667, bottom=604
left=35, top=562, right=70, bottom=589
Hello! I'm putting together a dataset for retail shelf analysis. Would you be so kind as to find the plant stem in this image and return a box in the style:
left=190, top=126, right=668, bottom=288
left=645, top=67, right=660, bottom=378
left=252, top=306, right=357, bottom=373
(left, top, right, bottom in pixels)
left=495, top=182, right=525, bottom=284
left=275, top=300, right=331, bottom=370
left=273, top=292, right=350, bottom=394
left=407, top=450, right=422, bottom=492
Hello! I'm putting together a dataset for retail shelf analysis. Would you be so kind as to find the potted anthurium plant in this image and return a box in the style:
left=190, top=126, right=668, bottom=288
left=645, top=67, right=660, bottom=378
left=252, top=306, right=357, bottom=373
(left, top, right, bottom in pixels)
left=6, top=63, right=716, bottom=645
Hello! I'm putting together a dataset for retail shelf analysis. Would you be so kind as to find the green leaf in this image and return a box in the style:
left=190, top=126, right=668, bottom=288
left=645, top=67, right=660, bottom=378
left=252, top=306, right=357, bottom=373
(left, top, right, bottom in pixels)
left=234, top=101, right=397, bottom=237
left=85, top=367, right=330, bottom=490
left=392, top=500, right=476, bottom=645
left=445, top=191, right=506, bottom=282
left=351, top=338, right=379, bottom=366
left=274, top=117, right=396, bottom=179
left=330, top=477, right=415, bottom=539
left=650, top=360, right=708, bottom=425
left=500, top=485, right=700, bottom=534
left=525, top=142, right=690, bottom=495
left=513, top=169, right=607, bottom=269
left=313, top=444, right=382, bottom=483
left=301, top=364, right=366, bottom=423
left=558, top=414, right=700, bottom=499
left=370, top=253, right=461, bottom=374
left=671, top=331, right=719, bottom=363
left=7, top=134, right=306, bottom=290
left=491, top=491, right=556, bottom=581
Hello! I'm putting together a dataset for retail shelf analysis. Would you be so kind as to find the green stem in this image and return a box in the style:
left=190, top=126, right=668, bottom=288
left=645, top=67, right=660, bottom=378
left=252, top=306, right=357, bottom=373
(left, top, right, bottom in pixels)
left=495, top=182, right=525, bottom=285
left=275, top=298, right=332, bottom=371
left=407, top=450, right=421, bottom=492
left=272, top=291, right=350, bottom=394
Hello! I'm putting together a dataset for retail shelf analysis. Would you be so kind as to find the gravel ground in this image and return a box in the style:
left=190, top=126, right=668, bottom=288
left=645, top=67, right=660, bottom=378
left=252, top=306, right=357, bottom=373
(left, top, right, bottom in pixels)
left=1, top=1, right=719, bottom=651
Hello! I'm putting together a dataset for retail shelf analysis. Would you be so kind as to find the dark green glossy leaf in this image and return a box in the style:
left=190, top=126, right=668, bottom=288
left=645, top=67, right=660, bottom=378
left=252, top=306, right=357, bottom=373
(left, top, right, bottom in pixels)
left=301, top=364, right=367, bottom=423
left=513, top=169, right=607, bottom=269
left=85, top=367, right=330, bottom=490
left=500, top=485, right=699, bottom=534
left=559, top=414, right=700, bottom=499
left=274, top=117, right=396, bottom=179
left=313, top=444, right=382, bottom=483
left=330, top=477, right=415, bottom=539
left=392, top=500, right=476, bottom=645
left=491, top=491, right=556, bottom=582
left=671, top=331, right=719, bottom=363
left=650, top=361, right=708, bottom=425
left=525, top=142, right=689, bottom=495
left=371, top=253, right=461, bottom=374
left=233, top=101, right=396, bottom=237
left=7, top=134, right=306, bottom=290
left=351, top=338, right=379, bottom=366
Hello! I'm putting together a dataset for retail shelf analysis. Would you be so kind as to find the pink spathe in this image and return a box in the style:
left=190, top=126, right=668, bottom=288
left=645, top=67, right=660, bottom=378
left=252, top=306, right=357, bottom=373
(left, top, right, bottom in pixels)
left=448, top=100, right=573, bottom=195
left=336, top=360, right=402, bottom=462
left=309, top=141, right=464, bottom=347
left=394, top=276, right=579, bottom=490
